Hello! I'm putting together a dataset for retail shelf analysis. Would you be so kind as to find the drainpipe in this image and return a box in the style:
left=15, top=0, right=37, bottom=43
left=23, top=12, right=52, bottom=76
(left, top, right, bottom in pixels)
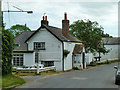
left=62, top=42, right=64, bottom=71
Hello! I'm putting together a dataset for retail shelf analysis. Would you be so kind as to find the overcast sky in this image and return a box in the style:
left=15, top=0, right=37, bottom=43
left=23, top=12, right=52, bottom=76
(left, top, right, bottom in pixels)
left=2, top=0, right=119, bottom=37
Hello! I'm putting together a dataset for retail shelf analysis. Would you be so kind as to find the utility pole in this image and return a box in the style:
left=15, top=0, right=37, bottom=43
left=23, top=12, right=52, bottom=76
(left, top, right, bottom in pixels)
left=0, top=0, right=2, bottom=89
left=1, top=2, right=33, bottom=75
left=2, top=4, right=33, bottom=27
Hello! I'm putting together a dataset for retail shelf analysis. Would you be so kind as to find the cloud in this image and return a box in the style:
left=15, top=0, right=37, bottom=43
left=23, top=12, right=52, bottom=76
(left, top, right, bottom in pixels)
left=2, top=0, right=118, bottom=36
left=2, top=0, right=120, bottom=3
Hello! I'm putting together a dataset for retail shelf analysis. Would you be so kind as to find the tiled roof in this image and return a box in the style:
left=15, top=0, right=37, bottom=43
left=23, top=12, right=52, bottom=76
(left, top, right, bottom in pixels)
left=14, top=25, right=81, bottom=51
left=102, top=37, right=120, bottom=45
left=73, top=44, right=84, bottom=54
left=14, top=31, right=35, bottom=51
left=44, top=25, right=81, bottom=42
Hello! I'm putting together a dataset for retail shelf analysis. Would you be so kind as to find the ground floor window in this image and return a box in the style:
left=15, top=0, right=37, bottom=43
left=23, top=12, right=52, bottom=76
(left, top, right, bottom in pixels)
left=41, top=61, right=54, bottom=67
left=13, top=54, right=23, bottom=66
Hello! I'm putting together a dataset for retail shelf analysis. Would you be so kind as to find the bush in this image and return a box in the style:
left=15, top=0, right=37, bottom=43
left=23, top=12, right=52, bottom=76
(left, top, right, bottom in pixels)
left=64, top=50, right=70, bottom=57
left=104, top=60, right=110, bottom=64
left=2, top=29, right=14, bottom=75
left=73, top=67, right=79, bottom=70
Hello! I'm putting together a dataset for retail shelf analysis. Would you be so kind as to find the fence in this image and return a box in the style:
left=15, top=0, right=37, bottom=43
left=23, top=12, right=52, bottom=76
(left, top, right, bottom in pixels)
left=12, top=66, right=56, bottom=73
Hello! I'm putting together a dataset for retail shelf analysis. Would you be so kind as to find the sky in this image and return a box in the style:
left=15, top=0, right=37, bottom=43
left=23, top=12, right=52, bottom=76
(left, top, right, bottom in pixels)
left=2, top=0, right=119, bottom=37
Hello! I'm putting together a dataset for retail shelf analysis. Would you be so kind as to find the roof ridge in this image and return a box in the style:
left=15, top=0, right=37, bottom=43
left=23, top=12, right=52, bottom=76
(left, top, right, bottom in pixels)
left=44, top=25, right=62, bottom=30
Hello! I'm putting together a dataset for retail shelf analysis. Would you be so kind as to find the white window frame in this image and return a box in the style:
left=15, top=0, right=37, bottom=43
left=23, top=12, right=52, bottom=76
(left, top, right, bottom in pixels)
left=13, top=54, right=24, bottom=66
left=41, top=61, right=54, bottom=67
left=34, top=42, right=45, bottom=50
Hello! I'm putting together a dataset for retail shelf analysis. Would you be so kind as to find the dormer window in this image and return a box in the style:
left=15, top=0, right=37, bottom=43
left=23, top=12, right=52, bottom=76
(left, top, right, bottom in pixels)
left=34, top=42, right=45, bottom=50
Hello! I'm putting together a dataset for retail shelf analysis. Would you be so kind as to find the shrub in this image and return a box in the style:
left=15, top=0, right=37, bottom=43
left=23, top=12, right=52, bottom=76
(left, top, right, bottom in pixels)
left=105, top=60, right=110, bottom=64
left=64, top=50, right=70, bottom=57
left=2, top=29, right=14, bottom=75
left=73, top=67, right=79, bottom=70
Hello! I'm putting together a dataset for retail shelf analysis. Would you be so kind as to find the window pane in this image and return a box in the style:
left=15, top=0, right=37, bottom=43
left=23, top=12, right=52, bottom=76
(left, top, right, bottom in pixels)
left=41, top=61, right=54, bottom=67
left=34, top=42, right=45, bottom=50
left=13, top=54, right=23, bottom=66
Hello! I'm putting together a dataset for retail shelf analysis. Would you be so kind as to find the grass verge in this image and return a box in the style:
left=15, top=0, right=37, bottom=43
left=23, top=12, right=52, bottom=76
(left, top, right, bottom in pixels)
left=2, top=74, right=25, bottom=89
left=12, top=69, right=75, bottom=77
left=86, top=59, right=120, bottom=69
left=96, top=59, right=120, bottom=65
left=13, top=70, right=62, bottom=77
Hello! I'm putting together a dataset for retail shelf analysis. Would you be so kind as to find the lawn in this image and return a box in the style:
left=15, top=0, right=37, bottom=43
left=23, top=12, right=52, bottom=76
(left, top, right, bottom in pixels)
left=2, top=74, right=25, bottom=89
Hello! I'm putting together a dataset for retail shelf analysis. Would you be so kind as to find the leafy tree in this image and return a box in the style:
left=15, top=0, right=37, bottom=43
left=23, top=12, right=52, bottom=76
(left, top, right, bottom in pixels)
left=8, top=24, right=31, bottom=37
left=2, top=28, right=14, bottom=75
left=1, top=13, right=14, bottom=75
left=102, top=33, right=113, bottom=38
left=69, top=19, right=109, bottom=54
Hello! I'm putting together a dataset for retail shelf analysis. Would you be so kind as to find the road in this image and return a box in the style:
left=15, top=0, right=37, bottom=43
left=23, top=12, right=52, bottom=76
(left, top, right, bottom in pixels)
left=17, top=62, right=119, bottom=88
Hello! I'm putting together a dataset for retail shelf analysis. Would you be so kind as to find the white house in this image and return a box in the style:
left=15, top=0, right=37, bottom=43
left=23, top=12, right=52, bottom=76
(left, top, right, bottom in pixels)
left=13, top=13, right=85, bottom=71
left=85, top=37, right=120, bottom=64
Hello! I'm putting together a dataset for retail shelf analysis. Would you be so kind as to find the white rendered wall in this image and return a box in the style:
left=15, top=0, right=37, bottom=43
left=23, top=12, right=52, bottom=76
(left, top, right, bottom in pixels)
left=54, top=42, right=63, bottom=71
left=85, top=52, right=93, bottom=64
left=85, top=45, right=119, bottom=63
left=97, top=45, right=119, bottom=61
left=27, top=28, right=63, bottom=71
left=64, top=42, right=82, bottom=71
left=24, top=53, right=35, bottom=66
left=27, top=28, right=62, bottom=62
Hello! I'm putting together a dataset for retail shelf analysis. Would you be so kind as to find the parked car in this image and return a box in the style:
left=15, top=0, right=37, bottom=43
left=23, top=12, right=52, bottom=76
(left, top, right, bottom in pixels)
left=114, top=66, right=120, bottom=85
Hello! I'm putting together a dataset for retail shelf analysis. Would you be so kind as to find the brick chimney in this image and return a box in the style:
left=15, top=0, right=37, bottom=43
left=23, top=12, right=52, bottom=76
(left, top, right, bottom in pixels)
left=62, top=13, right=69, bottom=39
left=41, top=16, right=49, bottom=26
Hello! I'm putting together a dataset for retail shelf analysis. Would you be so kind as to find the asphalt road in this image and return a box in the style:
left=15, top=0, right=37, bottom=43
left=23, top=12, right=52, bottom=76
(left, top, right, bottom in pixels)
left=17, top=63, right=120, bottom=88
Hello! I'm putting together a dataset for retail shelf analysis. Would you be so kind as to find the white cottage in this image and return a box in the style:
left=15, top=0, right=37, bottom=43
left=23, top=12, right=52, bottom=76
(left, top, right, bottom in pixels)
left=13, top=13, right=85, bottom=71
left=85, top=37, right=120, bottom=64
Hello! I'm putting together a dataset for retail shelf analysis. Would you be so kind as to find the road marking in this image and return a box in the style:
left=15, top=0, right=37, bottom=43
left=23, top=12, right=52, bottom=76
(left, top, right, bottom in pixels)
left=71, top=77, right=87, bottom=80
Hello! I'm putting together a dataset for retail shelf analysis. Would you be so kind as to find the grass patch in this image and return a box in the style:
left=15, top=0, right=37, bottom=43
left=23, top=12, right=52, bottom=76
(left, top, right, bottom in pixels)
left=96, top=59, right=120, bottom=65
left=12, top=69, right=75, bottom=77
left=13, top=70, right=62, bottom=77
left=2, top=74, right=25, bottom=89
left=13, top=72, right=37, bottom=76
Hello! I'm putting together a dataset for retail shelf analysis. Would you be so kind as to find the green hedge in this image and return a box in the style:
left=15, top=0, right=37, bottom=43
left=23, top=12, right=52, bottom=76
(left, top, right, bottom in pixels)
left=2, top=28, right=14, bottom=75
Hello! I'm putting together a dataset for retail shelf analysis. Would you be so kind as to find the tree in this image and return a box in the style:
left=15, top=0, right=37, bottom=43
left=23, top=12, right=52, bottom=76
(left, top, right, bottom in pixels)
left=8, top=24, right=31, bottom=37
left=69, top=19, right=109, bottom=54
left=1, top=12, right=14, bottom=75
left=2, top=28, right=14, bottom=75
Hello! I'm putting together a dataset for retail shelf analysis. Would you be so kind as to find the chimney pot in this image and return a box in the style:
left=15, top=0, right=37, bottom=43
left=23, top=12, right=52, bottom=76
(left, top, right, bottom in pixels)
left=64, top=12, right=67, bottom=20
left=45, top=16, right=47, bottom=21
left=43, top=16, right=44, bottom=20
left=41, top=16, right=49, bottom=26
